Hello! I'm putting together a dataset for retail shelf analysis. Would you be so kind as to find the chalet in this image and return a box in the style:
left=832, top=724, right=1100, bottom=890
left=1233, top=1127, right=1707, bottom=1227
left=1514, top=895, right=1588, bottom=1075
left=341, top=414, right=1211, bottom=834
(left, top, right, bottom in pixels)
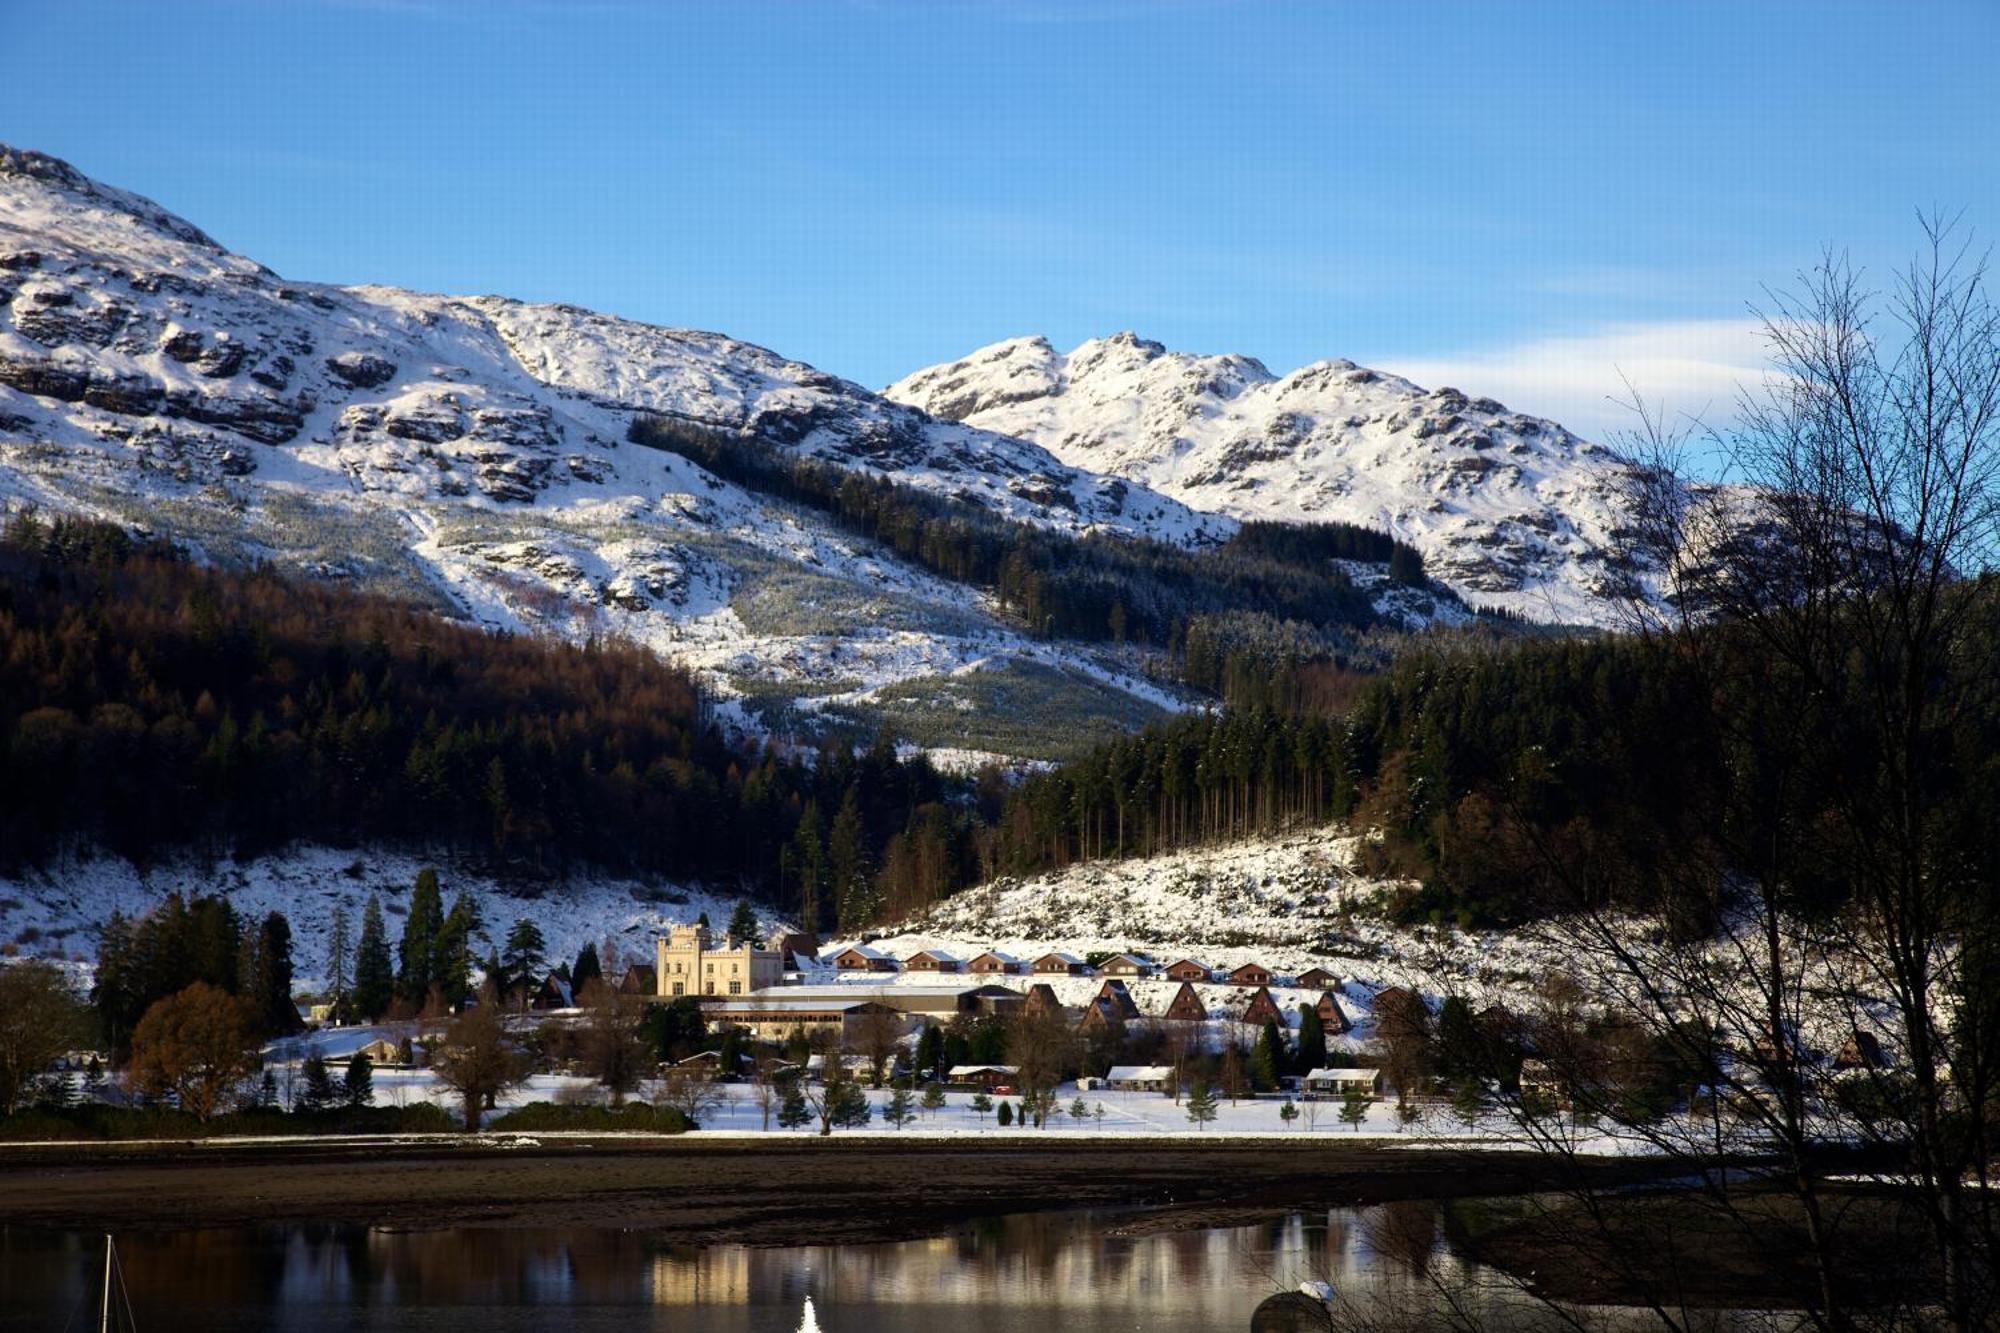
left=1163, top=957, right=1213, bottom=983
left=1164, top=981, right=1209, bottom=1022
left=1099, top=953, right=1155, bottom=978
left=1297, top=967, right=1339, bottom=990
left=1834, top=1031, right=1887, bottom=1071
left=966, top=950, right=1025, bottom=975
left=671, top=1049, right=745, bottom=1081
left=1095, top=978, right=1142, bottom=1020
left=1105, top=1065, right=1175, bottom=1092
left=803, top=1052, right=878, bottom=1083
left=1079, top=997, right=1126, bottom=1033
left=965, top=983, right=1025, bottom=1015
left=614, top=964, right=657, bottom=997
left=1031, top=951, right=1088, bottom=975
left=1303, top=1066, right=1383, bottom=1100
left=1227, top=961, right=1274, bottom=987
left=530, top=974, right=574, bottom=1011
left=770, top=933, right=820, bottom=969
left=1241, top=986, right=1283, bottom=1026
left=903, top=948, right=964, bottom=974
left=1315, top=990, right=1352, bottom=1033
left=828, top=944, right=898, bottom=973
left=947, top=1064, right=1018, bottom=1090
left=1023, top=982, right=1064, bottom=1018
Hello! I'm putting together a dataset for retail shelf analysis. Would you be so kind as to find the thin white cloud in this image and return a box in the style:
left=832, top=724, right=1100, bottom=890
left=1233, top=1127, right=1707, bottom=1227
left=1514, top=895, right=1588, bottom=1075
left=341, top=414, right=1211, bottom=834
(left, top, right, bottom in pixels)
left=1379, top=318, right=1776, bottom=444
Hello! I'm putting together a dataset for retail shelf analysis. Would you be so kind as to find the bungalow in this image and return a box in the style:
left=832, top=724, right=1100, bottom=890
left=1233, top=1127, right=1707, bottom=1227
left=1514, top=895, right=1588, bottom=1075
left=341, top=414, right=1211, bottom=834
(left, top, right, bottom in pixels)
left=1099, top=953, right=1155, bottom=978
left=1095, top=978, right=1142, bottom=1020
left=1226, top=961, right=1274, bottom=987
left=966, top=950, right=1024, bottom=975
left=829, top=944, right=898, bottom=973
left=1303, top=1067, right=1383, bottom=1100
left=672, top=1049, right=745, bottom=1081
left=1164, top=981, right=1209, bottom=1022
left=1163, top=957, right=1213, bottom=983
left=1315, top=990, right=1352, bottom=1034
left=1031, top=951, right=1088, bottom=976
left=1023, top=982, right=1064, bottom=1018
left=1241, top=986, right=1283, bottom=1026
left=1297, top=967, right=1339, bottom=990
left=903, top=948, right=963, bottom=974
left=1105, top=1064, right=1176, bottom=1093
left=947, top=1064, right=1018, bottom=1090
left=803, top=1052, right=879, bottom=1083
left=351, top=1037, right=406, bottom=1068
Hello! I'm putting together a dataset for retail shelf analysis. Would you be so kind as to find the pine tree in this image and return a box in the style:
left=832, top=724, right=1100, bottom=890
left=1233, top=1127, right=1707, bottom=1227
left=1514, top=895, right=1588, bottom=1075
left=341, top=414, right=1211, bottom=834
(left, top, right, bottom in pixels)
left=352, top=896, right=395, bottom=1022
left=914, top=1023, right=944, bottom=1081
left=1340, top=1088, right=1369, bottom=1132
left=398, top=868, right=445, bottom=1003
left=571, top=942, right=603, bottom=997
left=996, top=1099, right=1013, bottom=1127
left=1436, top=994, right=1483, bottom=1080
left=883, top=1086, right=916, bottom=1129
left=436, top=890, right=481, bottom=1009
left=1297, top=1003, right=1326, bottom=1072
left=726, top=899, right=760, bottom=946
left=326, top=906, right=352, bottom=1009
left=828, top=787, right=870, bottom=931
left=778, top=1082, right=811, bottom=1130
left=299, top=1053, right=336, bottom=1112
left=971, top=1091, right=993, bottom=1122
left=1253, top=1018, right=1286, bottom=1090
left=245, top=912, right=301, bottom=1038
left=344, top=1052, right=375, bottom=1107
left=1184, top=1080, right=1219, bottom=1130
left=503, top=918, right=546, bottom=992
left=921, top=1082, right=947, bottom=1117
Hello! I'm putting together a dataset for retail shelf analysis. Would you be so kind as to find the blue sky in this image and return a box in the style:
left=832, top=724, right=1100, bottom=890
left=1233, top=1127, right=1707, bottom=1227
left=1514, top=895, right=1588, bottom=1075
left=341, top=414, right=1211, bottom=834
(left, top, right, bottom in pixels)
left=4, top=0, right=1996, bottom=441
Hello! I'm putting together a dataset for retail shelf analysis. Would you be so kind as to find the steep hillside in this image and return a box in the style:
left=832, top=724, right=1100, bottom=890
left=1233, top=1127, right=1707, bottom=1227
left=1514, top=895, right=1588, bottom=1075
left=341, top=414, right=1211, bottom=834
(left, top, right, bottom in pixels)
left=888, top=333, right=1662, bottom=625
left=0, top=146, right=1233, bottom=758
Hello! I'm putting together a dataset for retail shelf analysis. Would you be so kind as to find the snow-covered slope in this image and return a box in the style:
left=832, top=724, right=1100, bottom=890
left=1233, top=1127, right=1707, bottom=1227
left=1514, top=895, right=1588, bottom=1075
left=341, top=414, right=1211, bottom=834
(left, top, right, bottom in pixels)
left=0, top=146, right=1226, bottom=756
left=888, top=333, right=1661, bottom=625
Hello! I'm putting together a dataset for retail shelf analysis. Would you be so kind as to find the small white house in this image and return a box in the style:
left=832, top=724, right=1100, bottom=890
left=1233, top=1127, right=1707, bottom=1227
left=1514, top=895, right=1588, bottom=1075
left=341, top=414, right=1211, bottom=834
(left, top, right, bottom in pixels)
left=1303, top=1067, right=1384, bottom=1100
left=1105, top=1064, right=1176, bottom=1092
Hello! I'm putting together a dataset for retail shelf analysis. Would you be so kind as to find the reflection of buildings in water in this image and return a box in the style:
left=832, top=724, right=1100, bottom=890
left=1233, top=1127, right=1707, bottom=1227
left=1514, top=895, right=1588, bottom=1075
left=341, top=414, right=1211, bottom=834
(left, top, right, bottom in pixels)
left=649, top=1246, right=750, bottom=1304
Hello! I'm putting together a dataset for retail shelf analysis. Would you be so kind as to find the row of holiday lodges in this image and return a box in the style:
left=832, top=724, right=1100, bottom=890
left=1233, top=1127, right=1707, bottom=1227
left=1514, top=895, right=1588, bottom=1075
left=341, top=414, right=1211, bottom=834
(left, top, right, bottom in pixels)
left=824, top=944, right=1335, bottom=991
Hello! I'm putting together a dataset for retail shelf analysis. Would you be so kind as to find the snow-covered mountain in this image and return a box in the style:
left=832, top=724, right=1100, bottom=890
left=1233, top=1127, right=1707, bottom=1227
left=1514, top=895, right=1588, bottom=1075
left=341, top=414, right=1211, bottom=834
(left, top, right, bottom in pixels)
left=0, top=145, right=1234, bottom=759
left=888, top=333, right=1658, bottom=625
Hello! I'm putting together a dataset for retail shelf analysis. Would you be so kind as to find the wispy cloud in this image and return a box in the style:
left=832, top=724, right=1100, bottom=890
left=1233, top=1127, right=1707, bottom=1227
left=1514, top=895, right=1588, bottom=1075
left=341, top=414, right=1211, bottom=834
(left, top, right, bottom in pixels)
left=1378, top=318, right=1777, bottom=444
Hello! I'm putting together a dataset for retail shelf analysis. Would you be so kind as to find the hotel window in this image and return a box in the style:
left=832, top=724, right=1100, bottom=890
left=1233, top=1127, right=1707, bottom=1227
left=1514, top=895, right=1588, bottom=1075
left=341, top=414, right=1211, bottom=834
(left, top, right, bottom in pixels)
left=671, top=982, right=683, bottom=996
left=729, top=981, right=742, bottom=995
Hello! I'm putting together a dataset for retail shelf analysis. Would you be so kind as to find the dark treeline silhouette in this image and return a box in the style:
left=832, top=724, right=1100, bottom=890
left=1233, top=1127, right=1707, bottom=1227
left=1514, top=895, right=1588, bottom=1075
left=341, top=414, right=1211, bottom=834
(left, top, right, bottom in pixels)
left=94, top=892, right=301, bottom=1055
left=0, top=514, right=969, bottom=930
left=630, top=413, right=1431, bottom=653
left=991, top=596, right=2000, bottom=928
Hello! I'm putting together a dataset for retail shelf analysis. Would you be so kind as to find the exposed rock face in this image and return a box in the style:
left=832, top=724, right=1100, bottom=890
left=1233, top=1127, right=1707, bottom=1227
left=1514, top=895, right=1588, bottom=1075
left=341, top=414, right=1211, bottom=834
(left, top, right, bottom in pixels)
left=325, top=351, right=398, bottom=388
left=889, top=333, right=1672, bottom=624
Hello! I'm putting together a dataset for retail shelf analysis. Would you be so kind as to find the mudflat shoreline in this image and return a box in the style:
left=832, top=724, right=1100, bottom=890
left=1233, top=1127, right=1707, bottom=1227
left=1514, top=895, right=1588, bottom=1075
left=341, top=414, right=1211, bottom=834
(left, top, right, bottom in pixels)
left=0, top=1135, right=1677, bottom=1246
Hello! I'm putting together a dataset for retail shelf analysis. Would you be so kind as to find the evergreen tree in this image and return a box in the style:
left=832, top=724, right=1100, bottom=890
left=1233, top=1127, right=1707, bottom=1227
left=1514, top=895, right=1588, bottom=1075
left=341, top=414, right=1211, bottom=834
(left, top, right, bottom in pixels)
left=352, top=896, right=395, bottom=1022
left=726, top=899, right=760, bottom=946
left=244, top=912, right=302, bottom=1038
left=1297, top=1003, right=1327, bottom=1073
left=571, top=942, right=603, bottom=997
left=398, top=868, right=445, bottom=1003
left=1253, top=1018, right=1286, bottom=1090
left=502, top=918, right=547, bottom=992
left=436, top=889, right=481, bottom=1009
left=828, top=1080, right=871, bottom=1129
left=789, top=800, right=826, bottom=932
left=1436, top=994, right=1483, bottom=1080
left=883, top=1085, right=917, bottom=1129
left=971, top=1091, right=993, bottom=1122
left=996, top=1099, right=1013, bottom=1127
left=778, top=1082, right=811, bottom=1130
left=299, top=1053, right=336, bottom=1112
left=344, top=1052, right=375, bottom=1107
left=921, top=1082, right=947, bottom=1117
left=1340, top=1088, right=1369, bottom=1131
left=828, top=787, right=871, bottom=931
left=325, top=906, right=352, bottom=1008
left=1184, top=1080, right=1219, bottom=1130
left=257, top=1067, right=278, bottom=1110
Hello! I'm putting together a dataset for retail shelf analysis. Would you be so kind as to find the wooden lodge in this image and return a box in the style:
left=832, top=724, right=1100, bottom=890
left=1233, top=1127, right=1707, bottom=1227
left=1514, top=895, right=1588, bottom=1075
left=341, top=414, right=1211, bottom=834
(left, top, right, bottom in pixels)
left=1165, top=981, right=1209, bottom=1022
left=1303, top=1067, right=1383, bottom=1100
left=1163, top=957, right=1212, bottom=983
left=1314, top=990, right=1352, bottom=1033
left=1023, top=983, right=1064, bottom=1017
left=1241, top=985, right=1283, bottom=1026
left=966, top=950, right=1025, bottom=975
left=1031, top=951, right=1088, bottom=975
left=1095, top=978, right=1142, bottom=1020
left=1099, top=954, right=1155, bottom=978
left=617, top=964, right=658, bottom=997
left=1226, top=961, right=1274, bottom=987
left=903, top=948, right=963, bottom=974
left=769, top=933, right=820, bottom=969
left=1297, top=967, right=1338, bottom=990
left=829, top=944, right=898, bottom=972
left=947, top=1064, right=1018, bottom=1090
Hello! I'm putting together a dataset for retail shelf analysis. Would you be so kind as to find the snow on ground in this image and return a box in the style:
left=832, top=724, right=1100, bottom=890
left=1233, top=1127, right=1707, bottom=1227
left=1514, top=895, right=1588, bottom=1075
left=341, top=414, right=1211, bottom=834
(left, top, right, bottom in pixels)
left=0, top=844, right=786, bottom=992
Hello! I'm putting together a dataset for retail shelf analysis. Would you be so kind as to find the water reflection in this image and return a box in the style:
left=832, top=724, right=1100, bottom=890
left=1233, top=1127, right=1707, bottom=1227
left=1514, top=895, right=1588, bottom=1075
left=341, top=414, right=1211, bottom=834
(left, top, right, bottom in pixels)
left=0, top=1206, right=1765, bottom=1333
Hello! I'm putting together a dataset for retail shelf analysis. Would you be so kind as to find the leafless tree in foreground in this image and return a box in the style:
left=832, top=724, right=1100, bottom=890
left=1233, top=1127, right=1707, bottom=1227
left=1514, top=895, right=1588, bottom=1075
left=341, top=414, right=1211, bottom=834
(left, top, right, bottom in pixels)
left=1356, top=223, right=1998, bottom=1332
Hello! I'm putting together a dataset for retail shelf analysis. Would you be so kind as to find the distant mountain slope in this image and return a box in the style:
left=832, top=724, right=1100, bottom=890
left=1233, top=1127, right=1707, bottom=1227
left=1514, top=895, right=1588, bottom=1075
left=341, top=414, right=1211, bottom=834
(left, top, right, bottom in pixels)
left=888, top=333, right=1660, bottom=625
left=0, top=145, right=1236, bottom=758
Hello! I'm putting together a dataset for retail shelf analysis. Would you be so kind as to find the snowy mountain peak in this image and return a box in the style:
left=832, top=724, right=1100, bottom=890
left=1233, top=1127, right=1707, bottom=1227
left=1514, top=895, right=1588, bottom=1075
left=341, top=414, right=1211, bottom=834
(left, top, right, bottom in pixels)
left=890, top=334, right=1656, bottom=625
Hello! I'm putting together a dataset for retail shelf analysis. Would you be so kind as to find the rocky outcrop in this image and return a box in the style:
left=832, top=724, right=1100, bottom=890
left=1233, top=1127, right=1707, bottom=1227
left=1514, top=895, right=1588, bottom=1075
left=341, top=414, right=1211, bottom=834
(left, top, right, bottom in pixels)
left=325, top=351, right=397, bottom=388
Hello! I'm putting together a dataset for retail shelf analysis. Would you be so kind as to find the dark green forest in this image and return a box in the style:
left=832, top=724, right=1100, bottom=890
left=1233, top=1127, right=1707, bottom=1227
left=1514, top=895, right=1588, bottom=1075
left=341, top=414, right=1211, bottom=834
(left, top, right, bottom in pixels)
left=0, top=513, right=968, bottom=931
